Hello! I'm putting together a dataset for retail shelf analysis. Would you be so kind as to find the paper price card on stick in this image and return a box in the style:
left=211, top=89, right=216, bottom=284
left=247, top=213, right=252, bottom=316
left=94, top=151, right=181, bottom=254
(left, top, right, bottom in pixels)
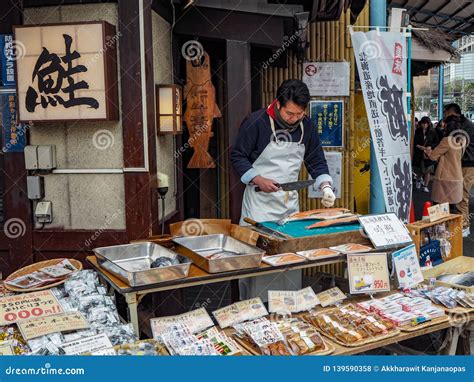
left=392, top=244, right=424, bottom=289
left=347, top=253, right=391, bottom=295
left=0, top=290, right=63, bottom=325
left=317, top=287, right=346, bottom=307
left=268, top=287, right=319, bottom=313
left=18, top=312, right=89, bottom=340
left=359, top=213, right=413, bottom=249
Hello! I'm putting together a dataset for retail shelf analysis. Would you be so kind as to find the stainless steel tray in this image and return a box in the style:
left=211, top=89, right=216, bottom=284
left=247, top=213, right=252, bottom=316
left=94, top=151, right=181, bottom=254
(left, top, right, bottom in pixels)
left=93, top=242, right=191, bottom=286
left=172, top=234, right=265, bottom=273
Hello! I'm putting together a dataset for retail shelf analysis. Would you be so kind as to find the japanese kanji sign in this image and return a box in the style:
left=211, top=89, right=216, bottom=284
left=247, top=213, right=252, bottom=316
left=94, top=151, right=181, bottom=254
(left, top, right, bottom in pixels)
left=13, top=22, right=119, bottom=122
left=351, top=30, right=412, bottom=222
left=309, top=100, right=344, bottom=147
left=17, top=312, right=89, bottom=340
left=0, top=91, right=27, bottom=152
left=0, top=290, right=63, bottom=325
left=359, top=213, right=413, bottom=249
left=0, top=34, right=16, bottom=87
left=347, top=253, right=391, bottom=295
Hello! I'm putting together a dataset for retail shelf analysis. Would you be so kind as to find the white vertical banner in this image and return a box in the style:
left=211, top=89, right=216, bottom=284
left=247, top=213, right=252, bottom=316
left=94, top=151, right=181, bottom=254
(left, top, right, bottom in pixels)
left=351, top=30, right=412, bottom=222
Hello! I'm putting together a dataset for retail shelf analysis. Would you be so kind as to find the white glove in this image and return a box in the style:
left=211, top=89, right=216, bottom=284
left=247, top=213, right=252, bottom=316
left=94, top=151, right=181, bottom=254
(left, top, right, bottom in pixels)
left=321, top=186, right=336, bottom=207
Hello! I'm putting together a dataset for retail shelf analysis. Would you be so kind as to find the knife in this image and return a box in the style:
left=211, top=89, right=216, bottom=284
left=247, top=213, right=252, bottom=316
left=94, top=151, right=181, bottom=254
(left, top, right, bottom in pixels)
left=243, top=217, right=290, bottom=240
left=255, top=179, right=316, bottom=192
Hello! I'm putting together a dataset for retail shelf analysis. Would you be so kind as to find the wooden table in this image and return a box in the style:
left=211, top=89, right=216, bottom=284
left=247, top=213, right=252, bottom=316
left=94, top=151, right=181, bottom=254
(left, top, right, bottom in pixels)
left=87, top=256, right=473, bottom=355
left=87, top=254, right=346, bottom=335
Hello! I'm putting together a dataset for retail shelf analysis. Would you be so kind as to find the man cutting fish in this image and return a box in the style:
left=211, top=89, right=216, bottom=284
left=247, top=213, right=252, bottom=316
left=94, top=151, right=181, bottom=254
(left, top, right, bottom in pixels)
left=230, top=79, right=335, bottom=299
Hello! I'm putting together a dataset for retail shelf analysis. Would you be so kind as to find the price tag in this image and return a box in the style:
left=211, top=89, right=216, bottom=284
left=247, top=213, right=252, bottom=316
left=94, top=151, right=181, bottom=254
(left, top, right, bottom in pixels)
left=359, top=213, right=413, bottom=249
left=347, top=253, right=391, bottom=295
left=317, top=287, right=346, bottom=307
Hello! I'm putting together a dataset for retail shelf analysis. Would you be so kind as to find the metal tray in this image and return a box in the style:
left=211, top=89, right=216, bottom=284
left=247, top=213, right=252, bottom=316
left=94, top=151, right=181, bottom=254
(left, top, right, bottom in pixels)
left=172, top=234, right=265, bottom=273
left=94, top=242, right=191, bottom=286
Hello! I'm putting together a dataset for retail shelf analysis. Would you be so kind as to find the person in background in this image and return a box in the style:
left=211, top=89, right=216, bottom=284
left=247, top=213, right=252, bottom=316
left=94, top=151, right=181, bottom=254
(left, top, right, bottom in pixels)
left=420, top=115, right=466, bottom=208
left=435, top=120, right=445, bottom=143
left=444, top=103, right=474, bottom=237
left=413, top=116, right=438, bottom=193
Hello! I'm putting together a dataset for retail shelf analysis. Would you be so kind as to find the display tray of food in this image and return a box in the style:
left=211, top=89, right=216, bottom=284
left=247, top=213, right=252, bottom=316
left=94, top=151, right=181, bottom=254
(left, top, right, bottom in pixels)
left=422, top=257, right=474, bottom=293
left=94, top=242, right=192, bottom=287
left=262, top=253, right=306, bottom=267
left=114, top=339, right=169, bottom=356
left=303, top=305, right=400, bottom=347
left=4, top=258, right=82, bottom=292
left=405, top=286, right=474, bottom=314
left=232, top=317, right=334, bottom=356
left=296, top=248, right=341, bottom=261
left=172, top=234, right=265, bottom=273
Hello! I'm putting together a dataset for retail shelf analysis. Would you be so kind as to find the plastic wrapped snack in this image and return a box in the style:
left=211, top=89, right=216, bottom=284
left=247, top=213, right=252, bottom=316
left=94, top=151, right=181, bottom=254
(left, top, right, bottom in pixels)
left=278, top=319, right=326, bottom=355
left=99, top=323, right=137, bottom=346
left=0, top=325, right=30, bottom=355
left=87, top=306, right=121, bottom=328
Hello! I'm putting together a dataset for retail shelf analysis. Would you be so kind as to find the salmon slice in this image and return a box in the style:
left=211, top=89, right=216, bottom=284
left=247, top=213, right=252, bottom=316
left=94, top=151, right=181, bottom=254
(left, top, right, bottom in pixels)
left=305, top=215, right=359, bottom=229
left=290, top=208, right=350, bottom=219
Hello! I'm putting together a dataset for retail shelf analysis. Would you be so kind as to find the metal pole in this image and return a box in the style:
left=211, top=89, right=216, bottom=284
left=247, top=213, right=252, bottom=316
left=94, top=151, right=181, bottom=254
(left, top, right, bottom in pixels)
left=369, top=0, right=387, bottom=214
left=438, top=65, right=444, bottom=121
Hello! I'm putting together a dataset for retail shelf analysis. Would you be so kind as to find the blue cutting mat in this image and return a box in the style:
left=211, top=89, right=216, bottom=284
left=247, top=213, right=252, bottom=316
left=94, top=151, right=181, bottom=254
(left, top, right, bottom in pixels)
left=261, top=219, right=360, bottom=238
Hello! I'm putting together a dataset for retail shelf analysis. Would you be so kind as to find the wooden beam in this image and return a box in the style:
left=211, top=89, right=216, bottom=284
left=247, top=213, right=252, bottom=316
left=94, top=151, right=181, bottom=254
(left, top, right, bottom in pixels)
left=226, top=40, right=251, bottom=224
left=118, top=0, right=159, bottom=240
left=175, top=7, right=290, bottom=49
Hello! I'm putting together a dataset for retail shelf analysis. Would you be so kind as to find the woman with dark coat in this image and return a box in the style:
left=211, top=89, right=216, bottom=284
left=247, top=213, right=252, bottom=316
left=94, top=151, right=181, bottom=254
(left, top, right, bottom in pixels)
left=413, top=116, right=439, bottom=192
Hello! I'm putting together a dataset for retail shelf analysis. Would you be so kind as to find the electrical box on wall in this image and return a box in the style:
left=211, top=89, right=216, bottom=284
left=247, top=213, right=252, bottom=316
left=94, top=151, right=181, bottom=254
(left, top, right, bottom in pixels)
left=24, top=146, right=39, bottom=170
left=27, top=176, right=45, bottom=200
left=35, top=201, right=52, bottom=223
left=24, top=145, right=57, bottom=170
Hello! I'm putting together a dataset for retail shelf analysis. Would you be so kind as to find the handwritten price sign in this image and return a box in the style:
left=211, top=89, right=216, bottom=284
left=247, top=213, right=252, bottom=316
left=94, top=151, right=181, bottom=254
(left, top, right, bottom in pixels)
left=347, top=253, right=391, bottom=295
left=0, top=290, right=63, bottom=325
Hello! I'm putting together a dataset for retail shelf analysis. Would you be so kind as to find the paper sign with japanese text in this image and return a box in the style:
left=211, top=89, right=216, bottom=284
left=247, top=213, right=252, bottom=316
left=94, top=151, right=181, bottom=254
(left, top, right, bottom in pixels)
left=212, top=298, right=268, bottom=329
left=302, top=62, right=350, bottom=96
left=17, top=312, right=89, bottom=340
left=359, top=213, right=413, bottom=249
left=317, top=287, right=347, bottom=307
left=150, top=307, right=214, bottom=339
left=268, top=287, right=319, bottom=313
left=0, top=290, right=63, bottom=325
left=392, top=244, right=424, bottom=289
left=61, top=333, right=115, bottom=355
left=428, top=203, right=450, bottom=223
left=347, top=253, right=391, bottom=295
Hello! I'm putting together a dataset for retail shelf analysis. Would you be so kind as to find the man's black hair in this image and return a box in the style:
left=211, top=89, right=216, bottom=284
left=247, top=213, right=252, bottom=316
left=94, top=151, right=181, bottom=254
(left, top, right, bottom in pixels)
left=276, top=79, right=310, bottom=108
left=444, top=103, right=461, bottom=116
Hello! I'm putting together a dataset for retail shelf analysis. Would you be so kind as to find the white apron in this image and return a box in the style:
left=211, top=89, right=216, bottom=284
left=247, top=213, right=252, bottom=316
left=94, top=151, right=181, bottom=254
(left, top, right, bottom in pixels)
left=239, top=117, right=305, bottom=301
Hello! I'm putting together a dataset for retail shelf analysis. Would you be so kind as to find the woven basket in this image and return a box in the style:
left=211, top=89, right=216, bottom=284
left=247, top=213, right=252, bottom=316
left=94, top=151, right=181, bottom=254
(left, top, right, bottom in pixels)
left=4, top=258, right=83, bottom=292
